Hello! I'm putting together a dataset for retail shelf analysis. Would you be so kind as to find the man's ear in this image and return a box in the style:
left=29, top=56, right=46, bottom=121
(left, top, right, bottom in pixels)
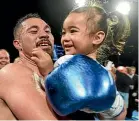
left=13, top=40, right=22, bottom=51
left=92, top=31, right=105, bottom=45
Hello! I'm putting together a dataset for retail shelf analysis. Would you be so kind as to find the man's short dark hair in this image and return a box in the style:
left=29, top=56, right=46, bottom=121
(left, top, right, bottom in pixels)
left=13, top=13, right=41, bottom=39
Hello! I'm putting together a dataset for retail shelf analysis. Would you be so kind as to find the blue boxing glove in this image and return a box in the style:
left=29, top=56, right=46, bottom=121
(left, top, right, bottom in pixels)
left=45, top=54, right=116, bottom=116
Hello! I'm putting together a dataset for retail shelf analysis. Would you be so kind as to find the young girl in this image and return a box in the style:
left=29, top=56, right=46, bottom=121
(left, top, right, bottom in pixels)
left=60, top=5, right=130, bottom=120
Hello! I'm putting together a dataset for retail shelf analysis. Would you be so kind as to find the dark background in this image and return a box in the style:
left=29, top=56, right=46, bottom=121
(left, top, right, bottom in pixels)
left=0, top=0, right=138, bottom=72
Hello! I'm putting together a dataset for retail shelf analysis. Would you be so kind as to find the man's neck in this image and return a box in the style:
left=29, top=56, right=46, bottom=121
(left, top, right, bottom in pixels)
left=18, top=53, right=41, bottom=76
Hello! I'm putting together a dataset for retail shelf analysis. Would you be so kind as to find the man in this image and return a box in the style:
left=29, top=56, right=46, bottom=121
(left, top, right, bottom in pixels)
left=0, top=49, right=10, bottom=69
left=127, top=66, right=138, bottom=118
left=0, top=13, right=57, bottom=120
left=116, top=66, right=132, bottom=109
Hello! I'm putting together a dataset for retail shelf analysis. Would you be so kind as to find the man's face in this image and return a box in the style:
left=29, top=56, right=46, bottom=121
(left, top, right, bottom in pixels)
left=18, top=18, right=54, bottom=58
left=61, top=13, right=94, bottom=55
left=131, top=69, right=136, bottom=75
left=0, top=50, right=10, bottom=69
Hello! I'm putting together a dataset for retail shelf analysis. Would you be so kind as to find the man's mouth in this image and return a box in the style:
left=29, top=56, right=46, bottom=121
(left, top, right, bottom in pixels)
left=36, top=40, right=51, bottom=48
left=0, top=63, right=8, bottom=66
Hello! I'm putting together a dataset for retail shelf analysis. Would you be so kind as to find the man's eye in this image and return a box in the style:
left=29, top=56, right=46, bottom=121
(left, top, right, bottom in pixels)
left=45, top=30, right=51, bottom=33
left=30, top=31, right=37, bottom=34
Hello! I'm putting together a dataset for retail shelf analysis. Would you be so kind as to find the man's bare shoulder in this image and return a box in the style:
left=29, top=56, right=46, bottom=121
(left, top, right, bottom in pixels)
left=0, top=63, right=34, bottom=97
left=1, top=63, right=32, bottom=74
left=0, top=63, right=33, bottom=80
left=0, top=64, right=57, bottom=120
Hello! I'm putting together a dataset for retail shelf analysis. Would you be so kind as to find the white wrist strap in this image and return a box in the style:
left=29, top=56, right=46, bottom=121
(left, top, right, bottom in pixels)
left=54, top=55, right=73, bottom=68
left=100, top=91, right=124, bottom=119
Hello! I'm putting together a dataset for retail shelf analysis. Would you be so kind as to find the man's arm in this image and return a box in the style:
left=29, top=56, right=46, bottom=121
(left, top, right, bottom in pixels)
left=4, top=82, right=57, bottom=120
left=0, top=68, right=57, bottom=120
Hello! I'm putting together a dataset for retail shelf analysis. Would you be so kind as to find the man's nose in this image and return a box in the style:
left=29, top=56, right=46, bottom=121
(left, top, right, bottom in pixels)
left=39, top=31, right=49, bottom=38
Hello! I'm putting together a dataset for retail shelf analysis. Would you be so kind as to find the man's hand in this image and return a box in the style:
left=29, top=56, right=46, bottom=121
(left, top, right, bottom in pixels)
left=31, top=48, right=54, bottom=77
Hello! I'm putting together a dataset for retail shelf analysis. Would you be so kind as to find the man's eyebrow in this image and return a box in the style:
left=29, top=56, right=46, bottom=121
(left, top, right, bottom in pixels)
left=44, top=24, right=51, bottom=30
left=27, top=25, right=39, bottom=31
left=26, top=24, right=51, bottom=31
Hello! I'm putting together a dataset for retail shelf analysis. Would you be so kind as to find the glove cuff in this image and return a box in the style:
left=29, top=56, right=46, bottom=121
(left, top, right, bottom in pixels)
left=100, top=91, right=124, bottom=119
left=54, top=55, right=73, bottom=68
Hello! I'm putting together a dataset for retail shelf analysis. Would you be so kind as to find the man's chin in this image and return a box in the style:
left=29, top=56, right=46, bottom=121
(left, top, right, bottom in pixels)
left=43, top=49, right=53, bottom=58
left=39, top=46, right=53, bottom=59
